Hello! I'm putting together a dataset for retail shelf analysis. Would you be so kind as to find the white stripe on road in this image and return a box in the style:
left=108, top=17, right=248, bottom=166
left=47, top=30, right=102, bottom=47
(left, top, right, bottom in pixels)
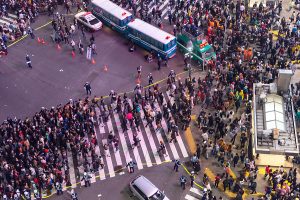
left=138, top=106, right=162, bottom=165
left=2, top=16, right=15, bottom=23
left=141, top=101, right=171, bottom=161
left=165, top=91, right=189, bottom=158
left=0, top=19, right=10, bottom=25
left=95, top=107, right=106, bottom=180
left=185, top=194, right=199, bottom=200
left=128, top=99, right=152, bottom=167
left=67, top=152, right=77, bottom=189
left=8, top=13, right=18, bottom=19
left=102, top=139, right=116, bottom=177
left=159, top=0, right=169, bottom=11
left=106, top=113, right=123, bottom=166
left=190, top=187, right=203, bottom=196
left=113, top=112, right=132, bottom=164
left=153, top=101, right=179, bottom=159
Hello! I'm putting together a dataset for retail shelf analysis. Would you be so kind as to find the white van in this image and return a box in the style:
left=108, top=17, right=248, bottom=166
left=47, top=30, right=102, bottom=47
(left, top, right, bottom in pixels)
left=129, top=175, right=169, bottom=200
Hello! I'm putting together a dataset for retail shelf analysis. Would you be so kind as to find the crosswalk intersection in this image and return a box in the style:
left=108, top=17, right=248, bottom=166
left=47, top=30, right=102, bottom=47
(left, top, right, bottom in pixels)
left=127, top=0, right=177, bottom=20
left=59, top=91, right=190, bottom=191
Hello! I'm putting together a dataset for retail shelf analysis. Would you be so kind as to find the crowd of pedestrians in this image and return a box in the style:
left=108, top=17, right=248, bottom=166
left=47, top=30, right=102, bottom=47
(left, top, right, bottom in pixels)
left=1, top=0, right=300, bottom=199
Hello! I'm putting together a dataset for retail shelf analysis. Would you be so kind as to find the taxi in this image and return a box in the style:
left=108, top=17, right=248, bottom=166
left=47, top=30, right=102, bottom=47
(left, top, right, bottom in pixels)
left=75, top=12, right=102, bottom=31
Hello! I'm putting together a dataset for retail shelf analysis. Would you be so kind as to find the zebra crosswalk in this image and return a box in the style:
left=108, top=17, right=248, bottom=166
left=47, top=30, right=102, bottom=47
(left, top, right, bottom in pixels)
left=59, top=91, right=190, bottom=191
left=127, top=0, right=177, bottom=20
left=185, top=187, right=203, bottom=200
left=0, top=13, right=18, bottom=26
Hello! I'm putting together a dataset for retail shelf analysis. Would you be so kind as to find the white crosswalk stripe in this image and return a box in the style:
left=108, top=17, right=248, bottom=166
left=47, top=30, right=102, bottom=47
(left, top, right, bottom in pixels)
left=62, top=91, right=189, bottom=189
left=185, top=187, right=203, bottom=200
left=0, top=13, right=18, bottom=31
left=128, top=99, right=153, bottom=167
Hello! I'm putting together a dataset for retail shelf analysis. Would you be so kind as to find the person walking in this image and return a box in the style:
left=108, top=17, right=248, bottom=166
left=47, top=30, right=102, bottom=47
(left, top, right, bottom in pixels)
left=127, top=161, right=137, bottom=173
left=148, top=73, right=154, bottom=85
left=233, top=153, right=239, bottom=167
left=84, top=82, right=92, bottom=95
left=157, top=141, right=167, bottom=156
left=26, top=55, right=32, bottom=68
left=180, top=175, right=187, bottom=190
left=132, top=133, right=141, bottom=148
left=91, top=42, right=97, bottom=55
left=71, top=189, right=78, bottom=200
left=81, top=172, right=92, bottom=187
left=157, top=56, right=162, bottom=70
left=214, top=174, right=221, bottom=188
left=190, top=174, right=195, bottom=188
left=56, top=181, right=63, bottom=195
left=173, top=159, right=181, bottom=172
left=137, top=65, right=142, bottom=78
left=27, top=27, right=35, bottom=39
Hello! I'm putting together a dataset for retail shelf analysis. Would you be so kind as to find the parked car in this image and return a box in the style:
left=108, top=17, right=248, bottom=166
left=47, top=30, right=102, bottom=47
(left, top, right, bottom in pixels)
left=75, top=12, right=103, bottom=31
left=129, top=175, right=169, bottom=200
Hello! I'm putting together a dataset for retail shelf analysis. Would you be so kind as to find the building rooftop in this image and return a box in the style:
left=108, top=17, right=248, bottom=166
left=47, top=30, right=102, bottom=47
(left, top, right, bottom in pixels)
left=253, top=83, right=299, bottom=155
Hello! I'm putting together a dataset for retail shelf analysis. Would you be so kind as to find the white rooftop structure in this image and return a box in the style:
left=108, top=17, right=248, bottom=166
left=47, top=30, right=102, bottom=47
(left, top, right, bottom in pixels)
left=253, top=83, right=299, bottom=155
left=127, top=18, right=175, bottom=44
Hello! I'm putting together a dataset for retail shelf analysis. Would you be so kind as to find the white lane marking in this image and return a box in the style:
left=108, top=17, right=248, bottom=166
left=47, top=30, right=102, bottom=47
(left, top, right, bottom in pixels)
left=165, top=91, right=189, bottom=158
left=127, top=100, right=153, bottom=167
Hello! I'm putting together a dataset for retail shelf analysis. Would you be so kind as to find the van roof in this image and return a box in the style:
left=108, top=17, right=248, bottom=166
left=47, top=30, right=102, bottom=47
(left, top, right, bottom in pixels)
left=133, top=176, right=158, bottom=197
left=127, top=18, right=175, bottom=44
left=91, top=0, right=132, bottom=20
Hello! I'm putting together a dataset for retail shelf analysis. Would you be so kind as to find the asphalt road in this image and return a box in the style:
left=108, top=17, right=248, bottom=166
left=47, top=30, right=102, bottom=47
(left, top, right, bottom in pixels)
left=49, top=162, right=190, bottom=200
left=0, top=13, right=187, bottom=121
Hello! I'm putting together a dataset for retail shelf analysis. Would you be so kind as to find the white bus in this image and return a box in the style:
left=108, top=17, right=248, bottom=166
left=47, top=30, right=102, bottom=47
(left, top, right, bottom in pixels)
left=126, top=18, right=177, bottom=59
left=91, top=0, right=133, bottom=33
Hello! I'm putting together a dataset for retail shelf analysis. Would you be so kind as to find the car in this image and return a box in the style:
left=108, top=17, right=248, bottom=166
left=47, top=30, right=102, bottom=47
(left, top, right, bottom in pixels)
left=129, top=175, right=169, bottom=200
left=75, top=12, right=102, bottom=31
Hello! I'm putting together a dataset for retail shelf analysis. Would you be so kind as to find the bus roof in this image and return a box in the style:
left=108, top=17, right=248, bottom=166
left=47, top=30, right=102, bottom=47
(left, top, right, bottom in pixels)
left=91, top=0, right=132, bottom=20
left=127, top=18, right=175, bottom=44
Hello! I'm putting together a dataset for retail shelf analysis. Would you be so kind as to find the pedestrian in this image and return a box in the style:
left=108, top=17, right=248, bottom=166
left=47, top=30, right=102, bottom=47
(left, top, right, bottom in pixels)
left=233, top=153, right=239, bottom=167
left=26, top=55, right=32, bottom=68
left=157, top=141, right=168, bottom=156
left=27, top=27, right=35, bottom=39
left=78, top=40, right=84, bottom=54
left=132, top=133, right=141, bottom=148
left=148, top=73, right=154, bottom=85
left=180, top=175, right=187, bottom=190
left=71, top=189, right=78, bottom=200
left=71, top=39, right=76, bottom=51
left=33, top=190, right=41, bottom=200
left=137, top=65, right=142, bottom=78
left=157, top=56, right=161, bottom=70
left=196, top=144, right=201, bottom=159
left=24, top=189, right=31, bottom=200
left=55, top=181, right=63, bottom=195
left=91, top=42, right=97, bottom=55
left=190, top=174, right=195, bottom=187
left=81, top=172, right=91, bottom=187
left=65, top=2, right=72, bottom=14
left=127, top=161, right=137, bottom=173
left=173, top=159, right=181, bottom=172
left=84, top=82, right=92, bottom=95
left=214, top=174, right=221, bottom=188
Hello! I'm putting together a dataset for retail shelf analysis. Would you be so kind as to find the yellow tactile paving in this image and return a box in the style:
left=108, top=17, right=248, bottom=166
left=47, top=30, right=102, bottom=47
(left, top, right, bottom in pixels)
left=185, top=127, right=197, bottom=154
